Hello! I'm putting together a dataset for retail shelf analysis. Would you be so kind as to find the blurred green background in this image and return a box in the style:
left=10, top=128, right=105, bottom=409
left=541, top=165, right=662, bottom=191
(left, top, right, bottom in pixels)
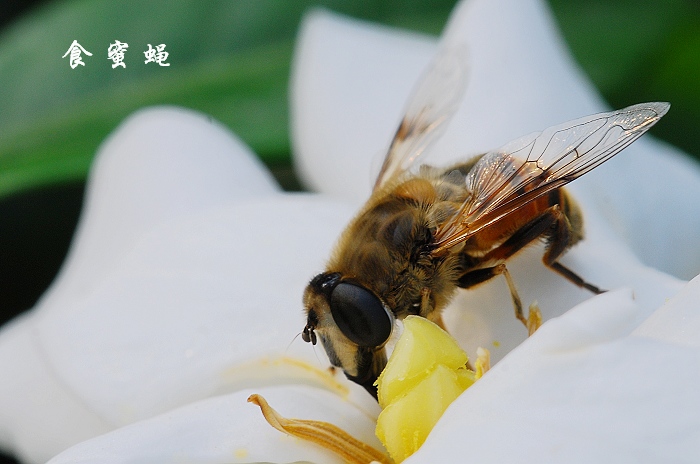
left=0, top=0, right=696, bottom=199
left=0, top=0, right=697, bottom=462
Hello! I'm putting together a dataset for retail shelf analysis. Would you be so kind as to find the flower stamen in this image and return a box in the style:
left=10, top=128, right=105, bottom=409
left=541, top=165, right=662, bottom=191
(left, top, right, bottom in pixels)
left=248, top=394, right=392, bottom=464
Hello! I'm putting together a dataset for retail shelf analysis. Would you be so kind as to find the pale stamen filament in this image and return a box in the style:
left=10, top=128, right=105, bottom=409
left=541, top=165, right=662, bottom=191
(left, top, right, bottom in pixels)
left=247, top=394, right=392, bottom=464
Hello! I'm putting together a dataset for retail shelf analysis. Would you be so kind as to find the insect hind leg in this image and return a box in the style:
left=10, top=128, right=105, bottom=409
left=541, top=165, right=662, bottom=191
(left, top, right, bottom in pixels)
left=541, top=206, right=605, bottom=294
left=547, top=262, right=603, bottom=294
left=457, top=203, right=603, bottom=332
left=479, top=203, right=604, bottom=295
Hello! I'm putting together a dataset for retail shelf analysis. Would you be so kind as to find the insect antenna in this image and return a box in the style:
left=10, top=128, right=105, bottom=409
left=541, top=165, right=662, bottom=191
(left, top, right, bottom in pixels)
left=285, top=331, right=323, bottom=366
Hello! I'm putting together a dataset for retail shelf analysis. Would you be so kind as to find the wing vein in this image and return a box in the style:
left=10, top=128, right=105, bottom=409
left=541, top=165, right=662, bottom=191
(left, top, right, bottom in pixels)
left=432, top=102, right=670, bottom=253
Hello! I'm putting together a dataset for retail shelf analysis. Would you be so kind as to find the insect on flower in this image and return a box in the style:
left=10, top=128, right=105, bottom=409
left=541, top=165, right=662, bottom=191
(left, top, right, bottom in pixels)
left=301, top=46, right=670, bottom=398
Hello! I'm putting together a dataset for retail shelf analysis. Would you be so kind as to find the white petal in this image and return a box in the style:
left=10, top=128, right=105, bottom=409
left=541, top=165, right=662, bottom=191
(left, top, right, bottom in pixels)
left=408, top=288, right=700, bottom=463
left=4, top=1, right=699, bottom=461
left=42, top=105, right=279, bottom=307
left=291, top=8, right=437, bottom=205
left=291, top=6, right=700, bottom=459
left=634, top=273, right=700, bottom=347
left=580, top=136, right=700, bottom=280
left=0, top=108, right=375, bottom=462
left=428, top=0, right=604, bottom=160
left=441, top=222, right=682, bottom=363
left=291, top=0, right=700, bottom=278
left=0, top=314, right=113, bottom=464
left=33, top=195, right=374, bottom=424
left=48, top=386, right=383, bottom=464
left=291, top=0, right=603, bottom=205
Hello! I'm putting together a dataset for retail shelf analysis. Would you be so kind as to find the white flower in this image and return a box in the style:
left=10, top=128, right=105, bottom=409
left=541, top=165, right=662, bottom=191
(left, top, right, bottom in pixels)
left=0, top=0, right=698, bottom=462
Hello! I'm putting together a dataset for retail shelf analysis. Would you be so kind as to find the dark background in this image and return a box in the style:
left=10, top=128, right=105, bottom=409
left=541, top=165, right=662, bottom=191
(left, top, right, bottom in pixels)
left=1, top=1, right=48, bottom=461
left=0, top=5, right=54, bottom=464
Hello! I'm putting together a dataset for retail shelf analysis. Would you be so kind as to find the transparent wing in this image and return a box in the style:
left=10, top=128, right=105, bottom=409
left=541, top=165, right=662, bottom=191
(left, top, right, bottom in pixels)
left=433, top=102, right=670, bottom=251
left=373, top=46, right=468, bottom=191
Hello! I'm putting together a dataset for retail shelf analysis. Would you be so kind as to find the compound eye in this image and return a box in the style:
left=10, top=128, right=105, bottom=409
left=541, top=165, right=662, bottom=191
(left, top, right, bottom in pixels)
left=329, top=282, right=393, bottom=347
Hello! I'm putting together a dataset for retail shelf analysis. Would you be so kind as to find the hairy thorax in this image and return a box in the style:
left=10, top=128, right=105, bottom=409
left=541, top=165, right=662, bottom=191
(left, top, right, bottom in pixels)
left=327, top=164, right=477, bottom=320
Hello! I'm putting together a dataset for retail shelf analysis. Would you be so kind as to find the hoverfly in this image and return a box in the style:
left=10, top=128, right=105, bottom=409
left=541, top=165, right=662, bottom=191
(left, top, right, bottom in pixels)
left=301, top=47, right=669, bottom=398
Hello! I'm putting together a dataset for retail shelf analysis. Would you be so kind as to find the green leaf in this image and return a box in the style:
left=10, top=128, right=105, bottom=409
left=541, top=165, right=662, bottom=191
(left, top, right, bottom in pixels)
left=547, top=0, right=700, bottom=162
left=1, top=0, right=697, bottom=198
left=0, top=0, right=457, bottom=198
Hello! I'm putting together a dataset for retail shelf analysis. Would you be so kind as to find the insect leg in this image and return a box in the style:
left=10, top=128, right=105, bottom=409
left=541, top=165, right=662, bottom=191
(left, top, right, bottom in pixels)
left=457, top=203, right=601, bottom=330
left=547, top=262, right=603, bottom=294
left=456, top=264, right=527, bottom=326
left=540, top=207, right=604, bottom=294
left=476, top=204, right=602, bottom=294
left=499, top=264, right=526, bottom=326
left=421, top=287, right=448, bottom=330
left=457, top=205, right=566, bottom=328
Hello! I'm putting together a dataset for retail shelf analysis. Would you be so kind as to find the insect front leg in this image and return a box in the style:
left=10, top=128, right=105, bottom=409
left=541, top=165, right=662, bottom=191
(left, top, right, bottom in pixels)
left=420, top=287, right=449, bottom=331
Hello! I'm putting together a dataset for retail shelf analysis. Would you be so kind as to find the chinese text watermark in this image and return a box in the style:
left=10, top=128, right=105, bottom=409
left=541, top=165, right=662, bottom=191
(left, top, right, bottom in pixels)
left=62, top=40, right=93, bottom=69
left=62, top=40, right=171, bottom=69
left=108, top=40, right=129, bottom=68
left=144, top=44, right=170, bottom=66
